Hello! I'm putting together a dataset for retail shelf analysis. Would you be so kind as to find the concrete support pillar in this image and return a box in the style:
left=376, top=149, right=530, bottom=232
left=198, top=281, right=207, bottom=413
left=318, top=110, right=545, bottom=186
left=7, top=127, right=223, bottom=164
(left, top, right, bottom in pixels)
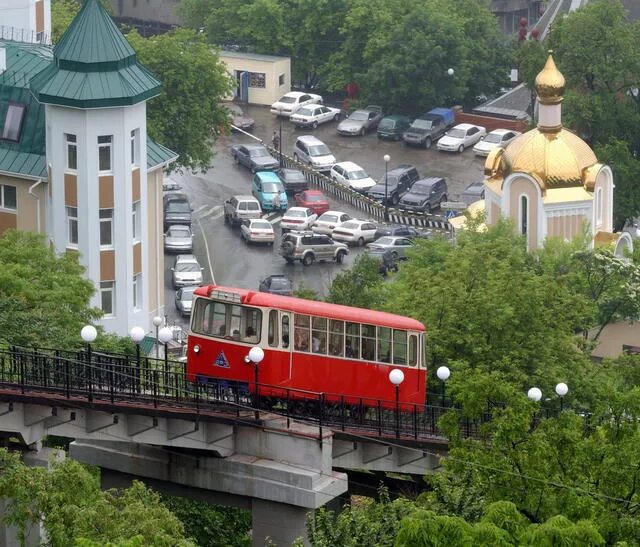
left=252, top=499, right=309, bottom=547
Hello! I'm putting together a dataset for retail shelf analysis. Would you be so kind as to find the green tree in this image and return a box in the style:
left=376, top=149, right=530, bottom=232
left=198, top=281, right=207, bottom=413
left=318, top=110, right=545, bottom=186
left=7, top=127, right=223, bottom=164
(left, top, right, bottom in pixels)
left=0, top=230, right=100, bottom=349
left=0, top=450, right=195, bottom=546
left=126, top=29, right=234, bottom=171
left=326, top=253, right=385, bottom=309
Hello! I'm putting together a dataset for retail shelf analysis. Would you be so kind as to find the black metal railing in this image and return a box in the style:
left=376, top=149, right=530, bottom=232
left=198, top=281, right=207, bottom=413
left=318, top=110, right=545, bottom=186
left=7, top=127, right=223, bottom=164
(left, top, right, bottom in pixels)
left=0, top=346, right=490, bottom=441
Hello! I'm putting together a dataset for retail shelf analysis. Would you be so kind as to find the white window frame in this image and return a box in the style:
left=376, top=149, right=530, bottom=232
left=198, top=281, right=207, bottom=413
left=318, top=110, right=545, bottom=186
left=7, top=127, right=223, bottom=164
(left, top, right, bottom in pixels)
left=1, top=103, right=26, bottom=142
left=99, top=208, right=114, bottom=248
left=0, top=184, right=17, bottom=211
left=596, top=187, right=603, bottom=225
left=98, top=135, right=113, bottom=172
left=133, top=274, right=142, bottom=310
left=100, top=281, right=115, bottom=317
left=132, top=200, right=141, bottom=241
left=66, top=206, right=78, bottom=247
left=65, top=133, right=77, bottom=171
left=130, top=129, right=139, bottom=166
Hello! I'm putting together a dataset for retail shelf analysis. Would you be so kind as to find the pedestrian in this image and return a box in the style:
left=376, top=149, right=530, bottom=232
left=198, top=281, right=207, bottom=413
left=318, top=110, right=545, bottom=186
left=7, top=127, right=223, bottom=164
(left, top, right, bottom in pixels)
left=272, top=130, right=280, bottom=151
left=272, top=191, right=281, bottom=210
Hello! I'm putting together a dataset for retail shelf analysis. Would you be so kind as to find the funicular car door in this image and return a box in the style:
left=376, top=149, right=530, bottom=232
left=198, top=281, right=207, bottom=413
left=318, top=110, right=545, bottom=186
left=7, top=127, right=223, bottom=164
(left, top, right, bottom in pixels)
left=264, top=309, right=293, bottom=388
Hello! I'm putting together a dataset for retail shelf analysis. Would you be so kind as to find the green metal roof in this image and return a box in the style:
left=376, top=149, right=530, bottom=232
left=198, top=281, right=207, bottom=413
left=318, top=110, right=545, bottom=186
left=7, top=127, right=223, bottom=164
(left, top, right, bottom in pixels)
left=0, top=40, right=50, bottom=179
left=147, top=136, right=178, bottom=170
left=30, top=0, right=161, bottom=108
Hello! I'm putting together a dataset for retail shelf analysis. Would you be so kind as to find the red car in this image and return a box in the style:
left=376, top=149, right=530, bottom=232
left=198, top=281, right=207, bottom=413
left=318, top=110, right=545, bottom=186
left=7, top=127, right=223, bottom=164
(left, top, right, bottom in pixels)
left=294, top=190, right=330, bottom=216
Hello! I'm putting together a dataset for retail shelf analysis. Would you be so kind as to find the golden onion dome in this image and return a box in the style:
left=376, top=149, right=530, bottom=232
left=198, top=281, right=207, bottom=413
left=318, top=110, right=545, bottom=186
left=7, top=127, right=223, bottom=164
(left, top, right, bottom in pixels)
left=497, top=127, right=597, bottom=191
left=535, top=53, right=565, bottom=105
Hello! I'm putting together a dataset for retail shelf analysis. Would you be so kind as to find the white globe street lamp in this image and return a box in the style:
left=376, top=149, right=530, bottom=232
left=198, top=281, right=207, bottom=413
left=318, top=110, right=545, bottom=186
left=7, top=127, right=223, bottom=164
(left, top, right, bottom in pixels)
left=81, top=325, right=97, bottom=402
left=555, top=382, right=568, bottom=410
left=81, top=325, right=97, bottom=343
left=436, top=366, right=450, bottom=407
left=383, top=154, right=391, bottom=221
left=152, top=316, right=163, bottom=359
left=389, top=369, right=405, bottom=438
left=447, top=68, right=455, bottom=76
left=130, top=326, right=145, bottom=344
left=246, top=346, right=265, bottom=420
left=527, top=387, right=542, bottom=402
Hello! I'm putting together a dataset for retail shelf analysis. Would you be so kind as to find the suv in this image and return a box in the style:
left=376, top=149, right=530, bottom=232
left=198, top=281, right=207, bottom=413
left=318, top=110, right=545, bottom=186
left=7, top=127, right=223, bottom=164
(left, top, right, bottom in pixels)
left=366, top=165, right=420, bottom=205
left=163, top=194, right=192, bottom=230
left=223, top=195, right=262, bottom=226
left=292, top=135, right=336, bottom=172
left=398, top=177, right=448, bottom=214
left=280, top=231, right=349, bottom=266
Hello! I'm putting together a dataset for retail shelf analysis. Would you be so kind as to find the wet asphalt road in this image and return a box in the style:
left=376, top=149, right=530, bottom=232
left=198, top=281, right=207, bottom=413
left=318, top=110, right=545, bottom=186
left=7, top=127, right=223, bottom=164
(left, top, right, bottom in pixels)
left=164, top=104, right=485, bottom=328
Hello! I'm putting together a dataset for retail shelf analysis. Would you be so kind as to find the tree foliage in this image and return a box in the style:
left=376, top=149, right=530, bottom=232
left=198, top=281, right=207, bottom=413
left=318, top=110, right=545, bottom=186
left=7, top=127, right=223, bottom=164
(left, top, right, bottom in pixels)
left=326, top=253, right=385, bottom=309
left=0, top=450, right=195, bottom=546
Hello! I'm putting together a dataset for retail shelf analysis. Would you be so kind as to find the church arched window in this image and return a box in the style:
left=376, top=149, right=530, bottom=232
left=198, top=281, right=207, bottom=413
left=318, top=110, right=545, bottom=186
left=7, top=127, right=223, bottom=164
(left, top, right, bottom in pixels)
left=520, top=195, right=528, bottom=236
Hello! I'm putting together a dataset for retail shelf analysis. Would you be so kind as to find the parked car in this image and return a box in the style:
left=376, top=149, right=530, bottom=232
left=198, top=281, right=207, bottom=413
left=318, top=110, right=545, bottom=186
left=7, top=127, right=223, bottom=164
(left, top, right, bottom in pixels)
left=240, top=218, right=276, bottom=244
left=437, top=123, right=486, bottom=153
left=171, top=254, right=203, bottom=289
left=162, top=178, right=182, bottom=193
left=223, top=102, right=255, bottom=131
left=312, top=210, right=352, bottom=235
left=163, top=194, right=192, bottom=230
left=281, top=207, right=318, bottom=231
left=472, top=129, right=521, bottom=156
left=292, top=135, right=336, bottom=172
left=294, top=189, right=330, bottom=216
left=329, top=161, right=376, bottom=193
left=366, top=248, right=399, bottom=276
left=374, top=224, right=427, bottom=240
left=164, top=225, right=193, bottom=253
left=223, top=195, right=262, bottom=226
left=331, top=219, right=378, bottom=246
left=337, top=105, right=383, bottom=136
left=270, top=91, right=323, bottom=117
left=366, top=164, right=420, bottom=205
left=231, top=144, right=279, bottom=172
left=377, top=115, right=412, bottom=140
left=398, top=177, right=448, bottom=214
left=175, top=285, right=197, bottom=317
left=280, top=230, right=348, bottom=266
left=276, top=167, right=308, bottom=194
left=459, top=181, right=485, bottom=207
left=402, top=108, right=455, bottom=148
left=367, top=236, right=413, bottom=260
left=259, top=275, right=294, bottom=296
left=252, top=171, right=288, bottom=212
left=290, top=105, right=341, bottom=128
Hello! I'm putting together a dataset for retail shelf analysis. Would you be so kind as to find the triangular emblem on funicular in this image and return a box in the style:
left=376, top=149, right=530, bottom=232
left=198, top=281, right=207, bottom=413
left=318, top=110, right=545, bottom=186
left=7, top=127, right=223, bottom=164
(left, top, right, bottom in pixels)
left=214, top=350, right=230, bottom=368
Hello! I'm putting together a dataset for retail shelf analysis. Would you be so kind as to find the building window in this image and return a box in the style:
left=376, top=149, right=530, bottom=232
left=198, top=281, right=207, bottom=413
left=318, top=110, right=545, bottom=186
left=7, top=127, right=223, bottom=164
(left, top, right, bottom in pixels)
left=249, top=72, right=266, bottom=88
left=133, top=274, right=142, bottom=310
left=278, top=73, right=285, bottom=86
left=1, top=103, right=26, bottom=142
left=132, top=201, right=140, bottom=241
left=66, top=134, right=77, bottom=170
left=0, top=184, right=17, bottom=211
left=520, top=195, right=528, bottom=236
left=99, top=208, right=113, bottom=247
left=100, top=281, right=115, bottom=316
left=130, top=129, right=139, bottom=166
left=596, top=187, right=603, bottom=225
left=66, top=206, right=78, bottom=246
left=98, top=135, right=112, bottom=171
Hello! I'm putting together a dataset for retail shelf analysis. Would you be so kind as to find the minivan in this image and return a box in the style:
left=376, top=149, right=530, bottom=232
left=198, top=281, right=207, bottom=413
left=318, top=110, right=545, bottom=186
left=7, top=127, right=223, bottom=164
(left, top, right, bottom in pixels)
left=292, top=136, right=336, bottom=172
left=398, top=177, right=448, bottom=214
left=163, top=194, right=192, bottom=230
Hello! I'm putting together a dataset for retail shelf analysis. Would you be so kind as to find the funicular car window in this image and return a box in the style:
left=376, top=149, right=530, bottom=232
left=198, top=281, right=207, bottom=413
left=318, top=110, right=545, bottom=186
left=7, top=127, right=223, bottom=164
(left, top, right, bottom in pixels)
left=361, top=324, right=376, bottom=361
left=282, top=315, right=290, bottom=348
left=329, top=320, right=344, bottom=357
left=408, top=335, right=418, bottom=366
left=378, top=327, right=391, bottom=363
left=345, top=322, right=360, bottom=359
left=393, top=330, right=408, bottom=365
left=312, top=317, right=327, bottom=354
left=268, top=310, right=278, bottom=347
left=294, top=314, right=310, bottom=352
left=192, top=299, right=262, bottom=343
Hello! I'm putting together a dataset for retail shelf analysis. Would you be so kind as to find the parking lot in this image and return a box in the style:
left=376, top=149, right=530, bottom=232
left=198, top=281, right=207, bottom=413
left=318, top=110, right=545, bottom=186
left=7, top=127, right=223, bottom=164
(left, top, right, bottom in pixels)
left=165, top=103, right=485, bottom=327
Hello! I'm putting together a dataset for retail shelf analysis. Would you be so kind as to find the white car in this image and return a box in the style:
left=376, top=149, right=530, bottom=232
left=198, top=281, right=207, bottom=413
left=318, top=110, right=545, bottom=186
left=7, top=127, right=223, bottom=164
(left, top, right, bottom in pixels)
left=331, top=220, right=378, bottom=246
left=437, top=123, right=487, bottom=153
left=290, top=105, right=341, bottom=128
left=270, top=91, right=323, bottom=117
left=312, top=210, right=352, bottom=235
left=329, top=161, right=376, bottom=193
left=240, top=218, right=275, bottom=244
left=472, top=129, right=521, bottom=156
left=280, top=207, right=318, bottom=231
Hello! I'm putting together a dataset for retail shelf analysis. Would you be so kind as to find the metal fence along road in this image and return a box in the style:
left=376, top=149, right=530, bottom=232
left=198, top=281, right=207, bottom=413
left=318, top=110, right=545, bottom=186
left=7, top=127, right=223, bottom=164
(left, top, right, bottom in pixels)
left=0, top=346, right=488, bottom=443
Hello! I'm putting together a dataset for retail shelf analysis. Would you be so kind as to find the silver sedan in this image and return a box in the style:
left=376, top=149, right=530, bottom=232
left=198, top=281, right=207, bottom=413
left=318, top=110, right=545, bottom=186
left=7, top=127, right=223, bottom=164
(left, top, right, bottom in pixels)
left=366, top=236, right=413, bottom=260
left=164, top=225, right=193, bottom=253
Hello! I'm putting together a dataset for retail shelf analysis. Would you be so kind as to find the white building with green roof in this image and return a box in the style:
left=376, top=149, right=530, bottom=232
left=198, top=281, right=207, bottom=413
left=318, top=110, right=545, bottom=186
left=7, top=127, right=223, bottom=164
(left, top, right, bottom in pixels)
left=0, top=0, right=177, bottom=336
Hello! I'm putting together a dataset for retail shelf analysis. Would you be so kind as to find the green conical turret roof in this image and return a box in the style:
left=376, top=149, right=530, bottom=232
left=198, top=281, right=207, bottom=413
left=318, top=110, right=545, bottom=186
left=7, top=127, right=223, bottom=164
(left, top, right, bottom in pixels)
left=30, top=0, right=160, bottom=108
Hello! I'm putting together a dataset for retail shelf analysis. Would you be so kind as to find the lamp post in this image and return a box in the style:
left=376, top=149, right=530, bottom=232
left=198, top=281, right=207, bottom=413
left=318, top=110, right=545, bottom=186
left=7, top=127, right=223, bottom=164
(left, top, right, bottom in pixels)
left=81, top=325, right=97, bottom=402
left=555, top=382, right=568, bottom=411
left=130, top=326, right=145, bottom=394
left=527, top=387, right=542, bottom=402
left=436, top=365, right=450, bottom=407
left=158, top=326, right=173, bottom=394
left=446, top=68, right=455, bottom=106
left=152, top=316, right=163, bottom=360
left=246, top=346, right=265, bottom=420
left=383, top=154, right=391, bottom=222
left=389, top=368, right=405, bottom=438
